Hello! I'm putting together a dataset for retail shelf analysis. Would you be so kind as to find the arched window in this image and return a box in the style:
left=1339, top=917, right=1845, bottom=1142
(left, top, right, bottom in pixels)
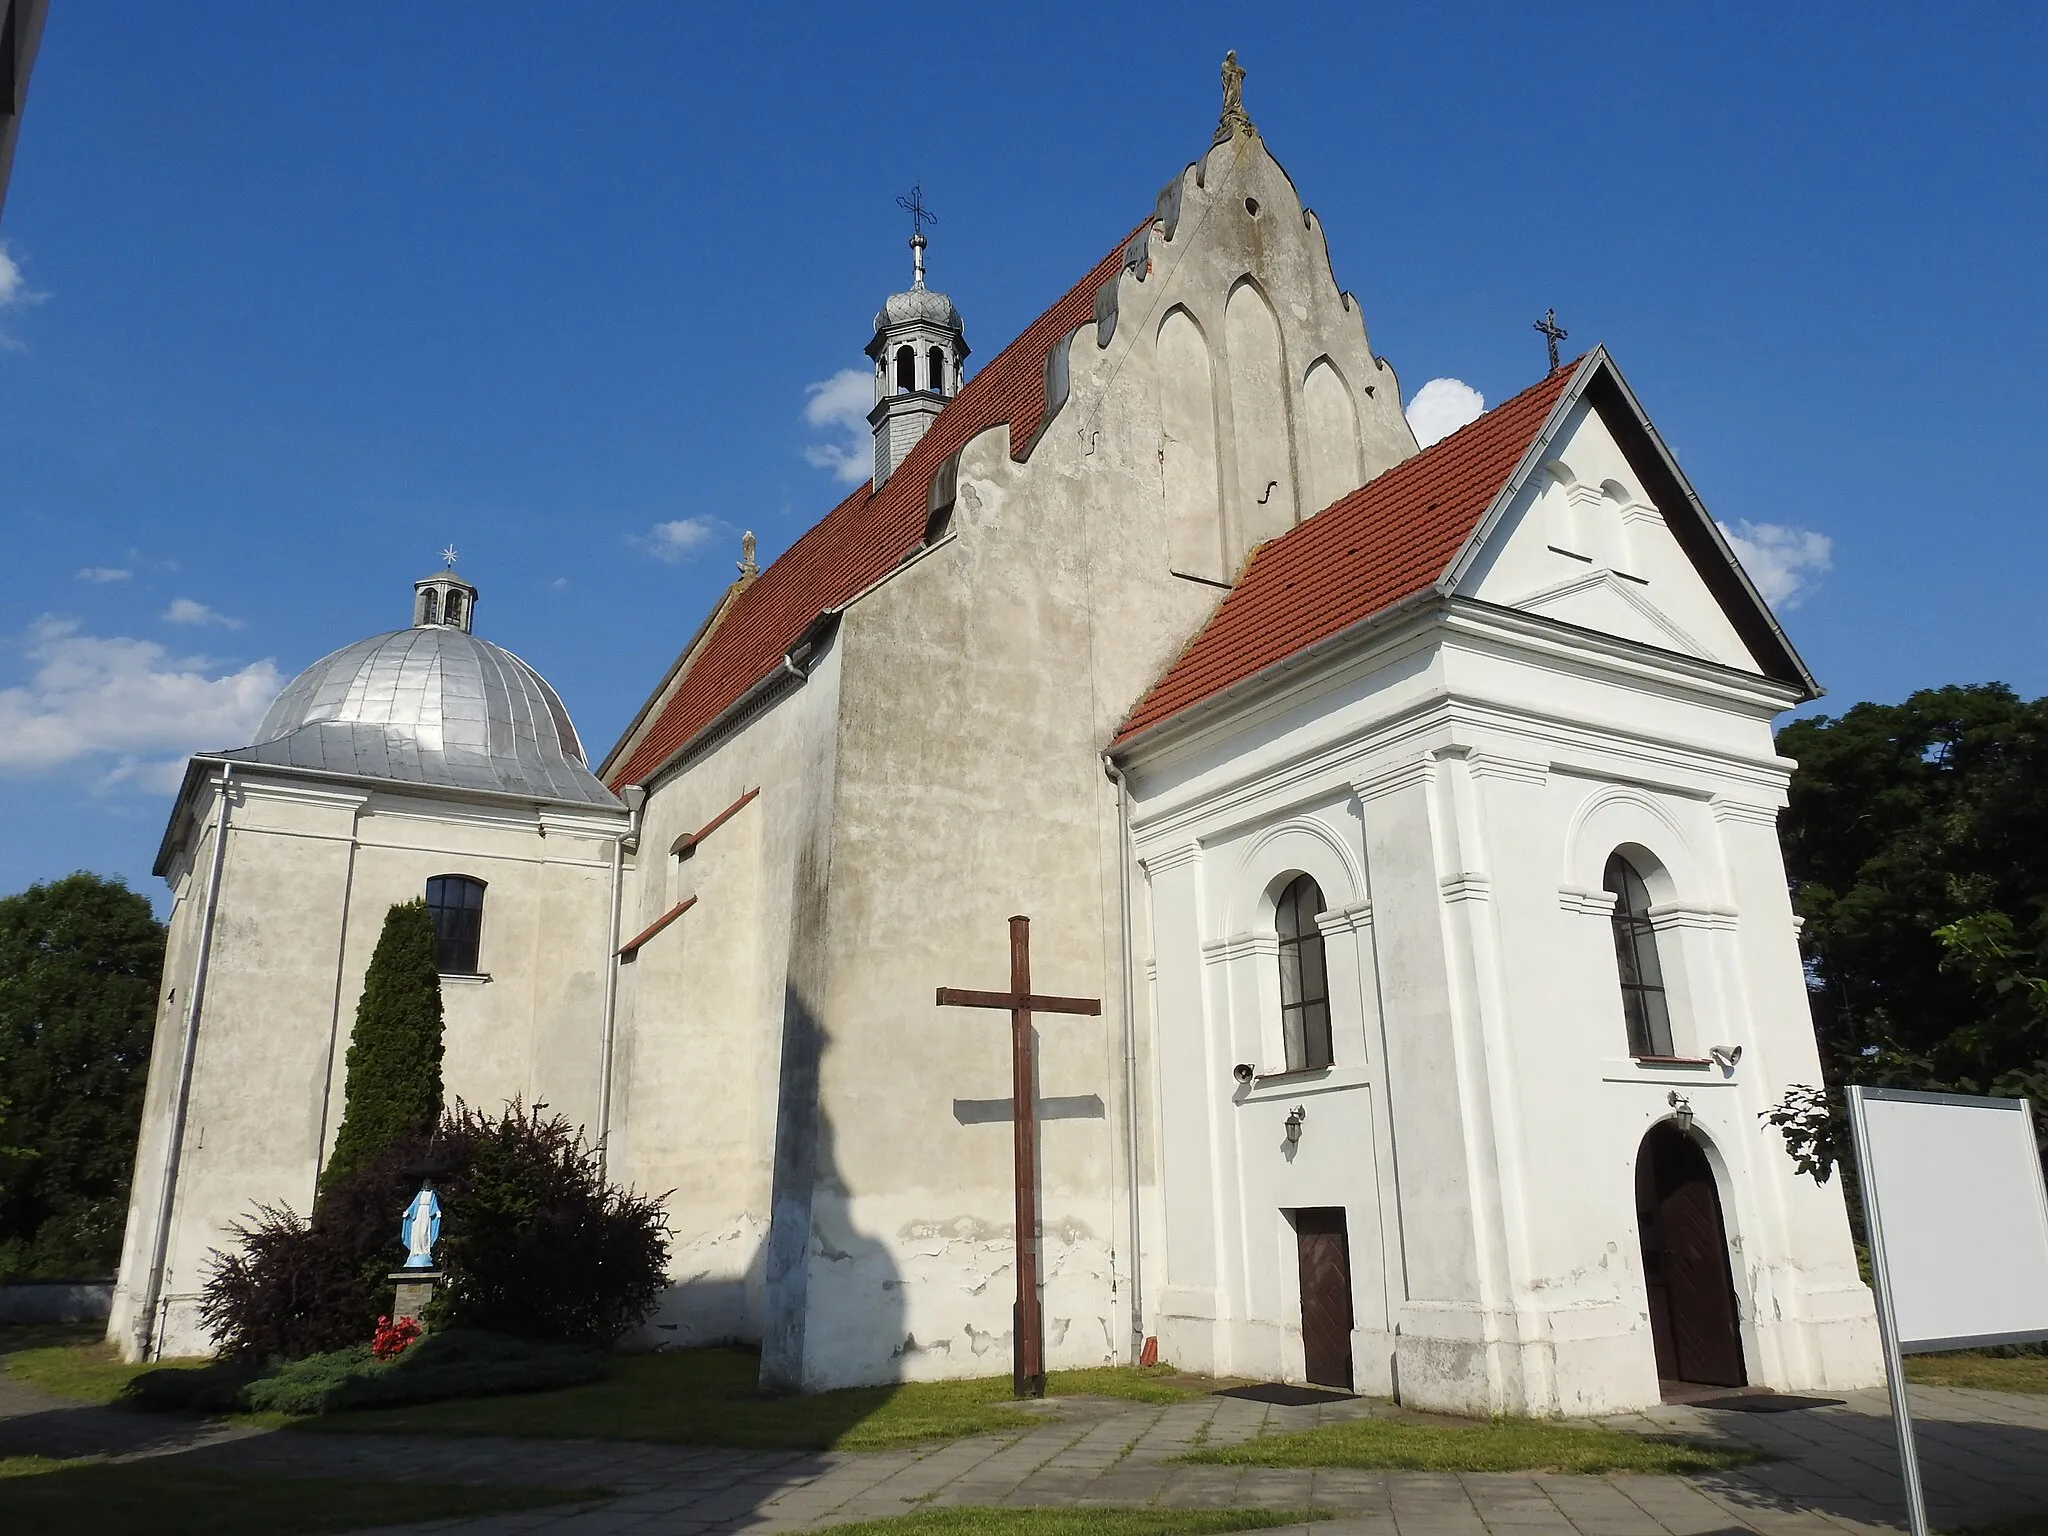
left=895, top=345, right=916, bottom=393
left=425, top=875, right=487, bottom=975
left=1276, top=874, right=1333, bottom=1072
left=442, top=591, right=463, bottom=628
left=420, top=589, right=439, bottom=625
left=927, top=346, right=946, bottom=393
left=1606, top=853, right=1674, bottom=1058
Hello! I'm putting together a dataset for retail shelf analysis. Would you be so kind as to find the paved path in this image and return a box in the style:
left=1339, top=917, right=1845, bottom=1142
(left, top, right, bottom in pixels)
left=5, top=1368, right=2048, bottom=1536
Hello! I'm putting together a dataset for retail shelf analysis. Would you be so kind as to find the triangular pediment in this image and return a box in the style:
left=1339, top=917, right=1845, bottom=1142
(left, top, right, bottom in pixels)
left=1444, top=350, right=1815, bottom=693
left=1510, top=568, right=1715, bottom=661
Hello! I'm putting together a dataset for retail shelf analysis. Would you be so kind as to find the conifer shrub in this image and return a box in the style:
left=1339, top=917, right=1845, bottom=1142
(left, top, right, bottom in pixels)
left=202, top=1103, right=671, bottom=1361
left=319, top=899, right=444, bottom=1202
left=127, top=1329, right=607, bottom=1416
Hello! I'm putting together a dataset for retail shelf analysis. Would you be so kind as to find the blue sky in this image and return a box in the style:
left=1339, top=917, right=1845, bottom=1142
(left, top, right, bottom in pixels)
left=2, top=3, right=2042, bottom=907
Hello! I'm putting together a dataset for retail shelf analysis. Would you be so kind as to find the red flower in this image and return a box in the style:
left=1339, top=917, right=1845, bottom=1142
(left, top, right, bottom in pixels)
left=371, top=1314, right=423, bottom=1360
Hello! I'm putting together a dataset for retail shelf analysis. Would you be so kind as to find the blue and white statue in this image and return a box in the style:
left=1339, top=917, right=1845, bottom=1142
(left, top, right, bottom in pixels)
left=401, top=1183, right=442, bottom=1270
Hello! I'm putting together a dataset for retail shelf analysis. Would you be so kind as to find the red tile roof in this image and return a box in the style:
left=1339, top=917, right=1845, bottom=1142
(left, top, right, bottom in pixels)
left=607, top=222, right=1150, bottom=790
left=1113, top=362, right=1580, bottom=746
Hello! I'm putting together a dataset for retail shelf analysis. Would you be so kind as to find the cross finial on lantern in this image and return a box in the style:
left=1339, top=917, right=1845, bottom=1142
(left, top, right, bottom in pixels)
left=441, top=544, right=459, bottom=570
left=896, top=183, right=937, bottom=287
left=1533, top=309, right=1569, bottom=373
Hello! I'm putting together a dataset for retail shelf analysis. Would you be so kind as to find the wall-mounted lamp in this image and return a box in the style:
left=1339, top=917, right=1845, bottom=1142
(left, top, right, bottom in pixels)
left=1667, top=1090, right=1695, bottom=1132
left=1233, top=1063, right=1257, bottom=1084
left=1284, top=1105, right=1306, bottom=1145
left=1708, top=1044, right=1742, bottom=1070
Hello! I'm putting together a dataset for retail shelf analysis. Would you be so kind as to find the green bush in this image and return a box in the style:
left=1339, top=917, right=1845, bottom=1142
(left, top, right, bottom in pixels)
left=202, top=1103, right=670, bottom=1358
left=318, top=900, right=444, bottom=1202
left=126, top=1329, right=607, bottom=1416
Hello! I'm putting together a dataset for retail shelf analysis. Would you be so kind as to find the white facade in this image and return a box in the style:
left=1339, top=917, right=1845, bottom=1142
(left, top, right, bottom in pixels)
left=1120, top=381, right=1881, bottom=1415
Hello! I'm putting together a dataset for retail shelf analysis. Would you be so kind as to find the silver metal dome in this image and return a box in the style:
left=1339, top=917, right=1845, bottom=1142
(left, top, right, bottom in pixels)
left=222, top=626, right=619, bottom=807
left=872, top=283, right=962, bottom=335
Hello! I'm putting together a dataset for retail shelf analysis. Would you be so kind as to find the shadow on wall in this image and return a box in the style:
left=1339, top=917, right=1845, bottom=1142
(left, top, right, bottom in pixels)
left=760, top=977, right=906, bottom=1391
left=620, top=973, right=911, bottom=1389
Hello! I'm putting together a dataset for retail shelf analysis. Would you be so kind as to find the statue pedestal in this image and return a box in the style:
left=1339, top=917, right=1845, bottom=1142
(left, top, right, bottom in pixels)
left=387, top=1269, right=442, bottom=1324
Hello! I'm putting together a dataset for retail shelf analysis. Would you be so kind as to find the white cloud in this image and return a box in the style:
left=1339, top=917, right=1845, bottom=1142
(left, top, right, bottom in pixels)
left=803, top=367, right=874, bottom=484
left=642, top=518, right=716, bottom=563
left=163, top=597, right=244, bottom=629
left=101, top=755, right=197, bottom=794
left=1718, top=519, right=1834, bottom=610
left=0, top=247, right=35, bottom=309
left=1405, top=377, right=1486, bottom=448
left=75, top=567, right=133, bottom=583
left=0, top=245, right=47, bottom=347
left=0, top=617, right=281, bottom=780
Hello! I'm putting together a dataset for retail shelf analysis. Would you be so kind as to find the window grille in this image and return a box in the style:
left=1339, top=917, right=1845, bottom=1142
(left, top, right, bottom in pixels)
left=425, top=875, right=486, bottom=975
left=1606, top=854, right=1675, bottom=1058
left=1277, top=874, right=1333, bottom=1072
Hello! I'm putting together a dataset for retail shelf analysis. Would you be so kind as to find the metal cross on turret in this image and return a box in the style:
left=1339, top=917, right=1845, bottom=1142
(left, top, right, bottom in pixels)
left=896, top=183, right=937, bottom=286
left=441, top=544, right=459, bottom=569
left=1534, top=309, right=1569, bottom=374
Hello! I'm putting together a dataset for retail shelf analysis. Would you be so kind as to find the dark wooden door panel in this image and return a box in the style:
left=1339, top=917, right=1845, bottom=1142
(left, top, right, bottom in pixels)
left=1295, top=1207, right=1354, bottom=1391
left=1636, top=1125, right=1746, bottom=1391
left=1664, top=1182, right=1745, bottom=1386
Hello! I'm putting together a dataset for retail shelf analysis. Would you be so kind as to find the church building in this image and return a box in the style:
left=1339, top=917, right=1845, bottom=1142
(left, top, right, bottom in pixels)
left=112, top=62, right=1882, bottom=1416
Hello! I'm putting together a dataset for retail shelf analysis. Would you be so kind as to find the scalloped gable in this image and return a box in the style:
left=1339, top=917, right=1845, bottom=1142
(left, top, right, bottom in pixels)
left=1113, top=364, right=1580, bottom=745
left=605, top=220, right=1151, bottom=790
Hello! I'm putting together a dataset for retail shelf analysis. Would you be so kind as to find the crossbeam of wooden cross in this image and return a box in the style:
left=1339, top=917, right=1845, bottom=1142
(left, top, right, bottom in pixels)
left=936, top=915, right=1101, bottom=1399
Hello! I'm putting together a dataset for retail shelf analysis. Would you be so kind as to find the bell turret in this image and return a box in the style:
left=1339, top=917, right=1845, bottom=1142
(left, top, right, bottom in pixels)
left=866, top=192, right=968, bottom=490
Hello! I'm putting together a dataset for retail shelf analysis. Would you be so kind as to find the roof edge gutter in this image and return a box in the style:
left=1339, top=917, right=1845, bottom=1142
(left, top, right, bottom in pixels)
left=635, top=611, right=841, bottom=797
left=1111, top=586, right=1442, bottom=762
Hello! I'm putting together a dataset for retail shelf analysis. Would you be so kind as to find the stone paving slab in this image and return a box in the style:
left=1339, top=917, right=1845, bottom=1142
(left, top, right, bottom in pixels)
left=7, top=1366, right=2048, bottom=1535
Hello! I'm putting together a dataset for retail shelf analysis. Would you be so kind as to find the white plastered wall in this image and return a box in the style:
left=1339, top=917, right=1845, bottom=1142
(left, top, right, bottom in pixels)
left=1125, top=601, right=1882, bottom=1416
left=612, top=129, right=1425, bottom=1391
left=110, top=770, right=625, bottom=1360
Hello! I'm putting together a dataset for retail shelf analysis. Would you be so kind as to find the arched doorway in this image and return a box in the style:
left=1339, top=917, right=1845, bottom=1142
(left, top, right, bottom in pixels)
left=1635, top=1123, right=1746, bottom=1388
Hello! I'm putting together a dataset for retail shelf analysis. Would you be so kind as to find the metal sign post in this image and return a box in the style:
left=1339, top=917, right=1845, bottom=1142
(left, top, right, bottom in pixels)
left=1844, top=1087, right=1930, bottom=1536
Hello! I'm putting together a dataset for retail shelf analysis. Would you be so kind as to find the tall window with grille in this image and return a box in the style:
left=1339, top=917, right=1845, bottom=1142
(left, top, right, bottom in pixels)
left=1605, top=854, right=1674, bottom=1058
left=1276, top=874, right=1333, bottom=1072
left=425, top=875, right=486, bottom=975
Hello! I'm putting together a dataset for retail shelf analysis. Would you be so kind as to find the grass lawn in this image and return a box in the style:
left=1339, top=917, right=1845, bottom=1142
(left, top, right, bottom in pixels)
left=1176, top=1416, right=1762, bottom=1474
left=817, top=1513, right=1321, bottom=1536
left=3, top=1337, right=210, bottom=1405
left=304, top=1347, right=1207, bottom=1450
left=1906, top=1352, right=2048, bottom=1394
left=0, top=1456, right=607, bottom=1536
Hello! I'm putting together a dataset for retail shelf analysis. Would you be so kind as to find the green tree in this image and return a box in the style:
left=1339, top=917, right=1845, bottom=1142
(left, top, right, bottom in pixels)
left=0, top=873, right=165, bottom=1279
left=1780, top=683, right=2048, bottom=1096
left=319, top=900, right=445, bottom=1202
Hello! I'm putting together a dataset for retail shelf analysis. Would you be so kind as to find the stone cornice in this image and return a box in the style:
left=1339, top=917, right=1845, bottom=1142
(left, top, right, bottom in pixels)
left=1558, top=884, right=1619, bottom=915
left=1315, top=899, right=1374, bottom=936
left=1201, top=930, right=1278, bottom=964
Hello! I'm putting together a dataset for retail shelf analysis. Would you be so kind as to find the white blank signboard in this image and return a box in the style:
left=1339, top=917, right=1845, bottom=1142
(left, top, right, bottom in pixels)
left=1853, top=1088, right=2048, bottom=1352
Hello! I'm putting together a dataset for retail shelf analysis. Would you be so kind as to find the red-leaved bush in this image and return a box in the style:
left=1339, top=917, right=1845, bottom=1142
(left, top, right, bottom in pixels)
left=203, top=1102, right=670, bottom=1359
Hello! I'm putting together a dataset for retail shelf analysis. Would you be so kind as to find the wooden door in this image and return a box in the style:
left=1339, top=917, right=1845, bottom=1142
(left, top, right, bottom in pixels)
left=1636, top=1126, right=1746, bottom=1388
left=1294, top=1207, right=1354, bottom=1391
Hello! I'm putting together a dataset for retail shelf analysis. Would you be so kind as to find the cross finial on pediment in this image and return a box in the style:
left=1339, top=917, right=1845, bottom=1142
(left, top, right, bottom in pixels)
left=1534, top=309, right=1569, bottom=373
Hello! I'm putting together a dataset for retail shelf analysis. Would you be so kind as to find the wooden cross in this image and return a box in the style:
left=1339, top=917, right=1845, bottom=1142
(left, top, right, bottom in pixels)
left=937, top=915, right=1101, bottom=1398
left=1533, top=308, right=1569, bottom=373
